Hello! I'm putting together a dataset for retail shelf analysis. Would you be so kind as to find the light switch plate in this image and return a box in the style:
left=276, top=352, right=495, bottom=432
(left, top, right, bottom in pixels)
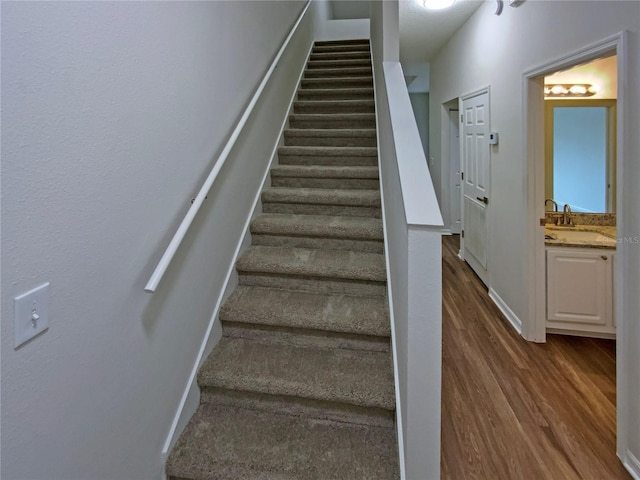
left=14, top=283, right=50, bottom=348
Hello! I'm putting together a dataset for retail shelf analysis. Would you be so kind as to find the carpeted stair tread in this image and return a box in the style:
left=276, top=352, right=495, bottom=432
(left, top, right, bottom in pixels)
left=166, top=403, right=399, bottom=480
left=278, top=145, right=377, bottom=157
left=301, top=77, right=373, bottom=89
left=220, top=285, right=390, bottom=337
left=304, top=67, right=372, bottom=78
left=307, top=59, right=371, bottom=69
left=284, top=128, right=376, bottom=148
left=262, top=187, right=380, bottom=207
left=314, top=39, right=370, bottom=46
left=313, top=44, right=370, bottom=54
left=293, top=99, right=374, bottom=114
left=270, top=165, right=379, bottom=179
left=288, top=113, right=375, bottom=129
left=198, top=338, right=395, bottom=410
left=250, top=213, right=382, bottom=240
left=297, top=87, right=373, bottom=100
left=310, top=51, right=371, bottom=61
left=236, top=245, right=386, bottom=282
left=284, top=128, right=376, bottom=137
left=250, top=214, right=383, bottom=251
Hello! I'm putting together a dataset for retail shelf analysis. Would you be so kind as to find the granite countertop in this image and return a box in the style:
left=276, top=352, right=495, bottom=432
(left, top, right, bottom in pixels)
left=545, top=224, right=617, bottom=249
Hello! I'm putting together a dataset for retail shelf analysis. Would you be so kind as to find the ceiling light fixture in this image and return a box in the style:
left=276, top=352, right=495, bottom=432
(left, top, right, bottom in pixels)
left=423, top=0, right=455, bottom=10
left=544, top=84, right=600, bottom=98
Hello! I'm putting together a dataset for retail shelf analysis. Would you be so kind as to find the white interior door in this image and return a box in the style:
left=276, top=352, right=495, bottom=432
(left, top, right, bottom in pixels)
left=449, top=109, right=461, bottom=234
left=461, top=91, right=490, bottom=284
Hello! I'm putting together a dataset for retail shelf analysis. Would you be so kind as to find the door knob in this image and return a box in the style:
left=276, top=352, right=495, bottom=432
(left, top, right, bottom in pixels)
left=476, top=196, right=489, bottom=205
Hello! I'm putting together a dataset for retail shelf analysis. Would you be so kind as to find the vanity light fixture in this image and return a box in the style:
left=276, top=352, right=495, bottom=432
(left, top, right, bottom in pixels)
left=423, top=0, right=455, bottom=10
left=544, top=83, right=600, bottom=98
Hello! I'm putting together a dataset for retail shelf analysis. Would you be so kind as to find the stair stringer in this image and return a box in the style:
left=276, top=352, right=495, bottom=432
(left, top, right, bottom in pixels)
left=160, top=42, right=314, bottom=459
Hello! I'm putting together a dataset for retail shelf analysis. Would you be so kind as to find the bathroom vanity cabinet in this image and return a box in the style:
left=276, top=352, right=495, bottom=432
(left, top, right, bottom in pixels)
left=546, top=246, right=616, bottom=338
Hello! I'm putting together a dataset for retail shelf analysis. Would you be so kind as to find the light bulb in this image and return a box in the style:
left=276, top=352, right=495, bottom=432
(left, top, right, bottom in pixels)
left=569, top=85, right=587, bottom=94
left=423, top=0, right=455, bottom=10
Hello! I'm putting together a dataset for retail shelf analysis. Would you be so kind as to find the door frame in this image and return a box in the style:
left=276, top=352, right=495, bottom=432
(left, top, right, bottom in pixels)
left=448, top=107, right=461, bottom=235
left=523, top=31, right=628, bottom=458
left=459, top=86, right=491, bottom=285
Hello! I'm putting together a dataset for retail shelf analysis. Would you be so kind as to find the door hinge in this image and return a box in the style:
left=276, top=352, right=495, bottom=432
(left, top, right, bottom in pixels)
left=461, top=172, right=464, bottom=181
left=460, top=114, right=463, bottom=123
left=461, top=230, right=465, bottom=238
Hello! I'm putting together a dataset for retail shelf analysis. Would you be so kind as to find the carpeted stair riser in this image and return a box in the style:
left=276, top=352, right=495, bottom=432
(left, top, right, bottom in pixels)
left=312, top=44, right=370, bottom=54
left=220, top=285, right=389, bottom=336
left=304, top=67, right=372, bottom=78
left=236, top=249, right=386, bottom=296
left=307, top=58, right=371, bottom=69
left=166, top=404, right=399, bottom=480
left=235, top=245, right=386, bottom=283
left=270, top=164, right=379, bottom=190
left=249, top=212, right=383, bottom=252
left=297, top=87, right=374, bottom=101
left=262, top=186, right=381, bottom=218
left=284, top=129, right=376, bottom=148
left=301, top=76, right=373, bottom=89
left=261, top=187, right=380, bottom=207
left=200, top=387, right=393, bottom=428
left=166, top=39, right=399, bottom=480
left=271, top=177, right=379, bottom=190
left=310, top=51, right=371, bottom=62
left=222, top=321, right=389, bottom=353
left=289, top=113, right=375, bottom=129
left=196, top=338, right=394, bottom=421
left=293, top=100, right=374, bottom=114
left=278, top=146, right=378, bottom=166
left=315, top=39, right=371, bottom=46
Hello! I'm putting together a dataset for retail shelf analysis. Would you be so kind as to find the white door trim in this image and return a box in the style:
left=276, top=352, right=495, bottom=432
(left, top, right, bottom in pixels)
left=523, top=30, right=629, bottom=462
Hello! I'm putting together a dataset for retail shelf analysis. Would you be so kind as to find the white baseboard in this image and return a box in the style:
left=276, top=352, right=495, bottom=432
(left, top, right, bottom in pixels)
left=625, top=450, right=640, bottom=480
left=440, top=228, right=452, bottom=236
left=489, top=287, right=523, bottom=334
left=161, top=42, right=313, bottom=459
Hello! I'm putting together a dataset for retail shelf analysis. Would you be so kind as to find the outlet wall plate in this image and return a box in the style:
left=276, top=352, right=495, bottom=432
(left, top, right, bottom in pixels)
left=14, top=283, right=50, bottom=348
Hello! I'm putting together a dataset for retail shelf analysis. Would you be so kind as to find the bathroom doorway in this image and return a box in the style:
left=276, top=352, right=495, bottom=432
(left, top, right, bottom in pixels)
left=524, top=33, right=628, bottom=461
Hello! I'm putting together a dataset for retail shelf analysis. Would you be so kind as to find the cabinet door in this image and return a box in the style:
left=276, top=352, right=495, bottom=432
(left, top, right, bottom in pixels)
left=546, top=249, right=612, bottom=326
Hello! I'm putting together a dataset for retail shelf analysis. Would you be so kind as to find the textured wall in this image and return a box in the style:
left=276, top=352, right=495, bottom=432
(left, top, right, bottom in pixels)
left=0, top=1, right=307, bottom=479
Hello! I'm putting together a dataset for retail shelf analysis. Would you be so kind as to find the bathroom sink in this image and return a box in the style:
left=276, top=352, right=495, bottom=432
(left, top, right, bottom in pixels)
left=546, top=229, right=616, bottom=245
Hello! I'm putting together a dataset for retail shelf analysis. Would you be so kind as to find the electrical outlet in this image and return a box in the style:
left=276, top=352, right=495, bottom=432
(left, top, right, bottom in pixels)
left=14, top=283, right=49, bottom=348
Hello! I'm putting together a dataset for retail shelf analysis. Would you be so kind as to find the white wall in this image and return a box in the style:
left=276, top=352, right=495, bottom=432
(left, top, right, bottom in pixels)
left=0, top=2, right=310, bottom=479
left=409, top=93, right=429, bottom=159
left=429, top=1, right=640, bottom=474
left=314, top=0, right=370, bottom=41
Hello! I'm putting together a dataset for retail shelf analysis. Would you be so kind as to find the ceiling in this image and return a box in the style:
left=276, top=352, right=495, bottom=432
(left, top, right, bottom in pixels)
left=329, top=0, right=485, bottom=92
left=399, top=0, right=484, bottom=66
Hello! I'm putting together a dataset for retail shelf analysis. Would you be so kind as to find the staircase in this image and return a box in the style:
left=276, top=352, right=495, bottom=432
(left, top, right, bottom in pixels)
left=166, top=39, right=399, bottom=480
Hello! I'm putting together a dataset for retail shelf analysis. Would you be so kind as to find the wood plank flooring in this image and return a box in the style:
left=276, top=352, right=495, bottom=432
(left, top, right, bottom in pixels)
left=441, top=235, right=630, bottom=480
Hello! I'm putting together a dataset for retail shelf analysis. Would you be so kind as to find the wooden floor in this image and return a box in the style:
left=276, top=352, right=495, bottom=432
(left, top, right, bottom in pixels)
left=441, top=235, right=630, bottom=480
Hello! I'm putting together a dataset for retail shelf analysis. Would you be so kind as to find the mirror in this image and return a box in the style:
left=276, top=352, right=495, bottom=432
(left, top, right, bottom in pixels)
left=544, top=99, right=617, bottom=213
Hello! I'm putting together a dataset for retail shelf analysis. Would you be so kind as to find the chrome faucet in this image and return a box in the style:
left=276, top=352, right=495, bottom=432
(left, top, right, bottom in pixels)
left=562, top=203, right=573, bottom=226
left=545, top=198, right=558, bottom=212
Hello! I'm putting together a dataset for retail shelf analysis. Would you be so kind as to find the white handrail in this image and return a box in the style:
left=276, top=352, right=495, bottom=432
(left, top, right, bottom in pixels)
left=145, top=0, right=311, bottom=293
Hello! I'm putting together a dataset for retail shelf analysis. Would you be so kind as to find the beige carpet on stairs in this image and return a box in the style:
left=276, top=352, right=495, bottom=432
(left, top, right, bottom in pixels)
left=166, top=39, right=400, bottom=480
